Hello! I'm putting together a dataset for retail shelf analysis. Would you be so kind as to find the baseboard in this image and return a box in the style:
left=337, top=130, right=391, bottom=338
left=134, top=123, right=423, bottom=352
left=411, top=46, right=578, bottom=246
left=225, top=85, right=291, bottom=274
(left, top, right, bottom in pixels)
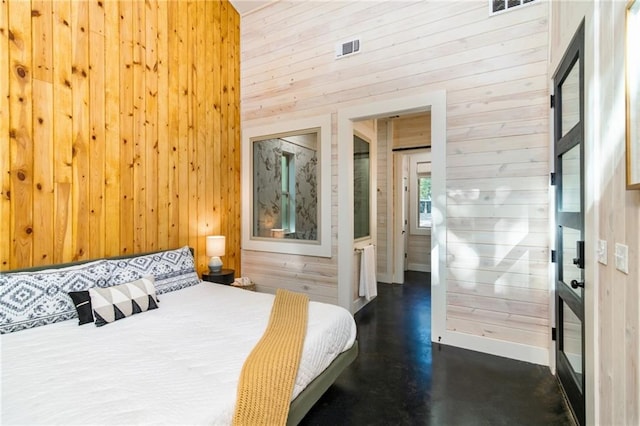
left=407, top=263, right=430, bottom=272
left=376, top=272, right=392, bottom=284
left=435, top=330, right=550, bottom=366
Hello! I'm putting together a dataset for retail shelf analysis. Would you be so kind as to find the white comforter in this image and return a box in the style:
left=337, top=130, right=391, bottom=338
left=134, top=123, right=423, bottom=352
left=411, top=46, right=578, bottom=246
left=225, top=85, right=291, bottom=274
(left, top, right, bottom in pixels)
left=0, top=283, right=356, bottom=425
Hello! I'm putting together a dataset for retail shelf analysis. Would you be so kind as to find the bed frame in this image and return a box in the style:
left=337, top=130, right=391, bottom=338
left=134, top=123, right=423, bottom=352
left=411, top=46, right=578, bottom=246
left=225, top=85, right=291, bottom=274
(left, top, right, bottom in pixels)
left=5, top=249, right=358, bottom=425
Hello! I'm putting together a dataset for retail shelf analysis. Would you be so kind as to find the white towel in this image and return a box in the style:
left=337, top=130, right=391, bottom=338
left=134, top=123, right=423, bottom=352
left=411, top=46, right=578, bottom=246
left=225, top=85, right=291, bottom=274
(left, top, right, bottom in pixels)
left=358, top=245, right=377, bottom=301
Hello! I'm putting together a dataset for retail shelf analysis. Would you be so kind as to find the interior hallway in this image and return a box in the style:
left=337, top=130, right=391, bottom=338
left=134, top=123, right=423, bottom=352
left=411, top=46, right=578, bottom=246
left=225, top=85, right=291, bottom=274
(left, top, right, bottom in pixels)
left=300, top=271, right=574, bottom=425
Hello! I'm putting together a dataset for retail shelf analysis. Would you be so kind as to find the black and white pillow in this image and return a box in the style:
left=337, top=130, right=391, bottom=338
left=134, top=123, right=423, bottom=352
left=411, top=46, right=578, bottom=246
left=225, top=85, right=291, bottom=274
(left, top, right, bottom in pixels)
left=89, top=276, right=159, bottom=327
left=68, top=291, right=95, bottom=325
left=107, top=246, right=200, bottom=295
left=0, top=261, right=113, bottom=334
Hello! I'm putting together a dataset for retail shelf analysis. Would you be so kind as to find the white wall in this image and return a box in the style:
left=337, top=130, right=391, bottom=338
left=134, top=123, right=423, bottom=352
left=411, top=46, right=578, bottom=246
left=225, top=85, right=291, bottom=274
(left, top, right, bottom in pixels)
left=240, top=0, right=550, bottom=363
left=550, top=1, right=640, bottom=424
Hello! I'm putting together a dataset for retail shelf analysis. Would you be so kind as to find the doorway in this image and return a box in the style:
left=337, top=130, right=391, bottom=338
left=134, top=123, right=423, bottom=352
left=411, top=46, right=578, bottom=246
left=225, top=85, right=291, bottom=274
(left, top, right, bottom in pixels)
left=336, top=90, right=447, bottom=344
left=552, top=21, right=585, bottom=426
left=392, top=148, right=432, bottom=284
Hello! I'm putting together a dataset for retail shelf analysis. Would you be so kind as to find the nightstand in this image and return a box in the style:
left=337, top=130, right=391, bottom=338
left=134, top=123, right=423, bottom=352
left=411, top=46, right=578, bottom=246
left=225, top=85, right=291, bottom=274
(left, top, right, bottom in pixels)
left=202, top=269, right=235, bottom=285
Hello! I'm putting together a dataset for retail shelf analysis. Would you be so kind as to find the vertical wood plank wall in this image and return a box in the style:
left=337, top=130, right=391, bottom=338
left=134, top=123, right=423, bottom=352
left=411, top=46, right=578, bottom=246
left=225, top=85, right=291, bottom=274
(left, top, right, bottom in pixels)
left=0, top=0, right=241, bottom=274
left=240, top=1, right=550, bottom=348
left=550, top=1, right=640, bottom=424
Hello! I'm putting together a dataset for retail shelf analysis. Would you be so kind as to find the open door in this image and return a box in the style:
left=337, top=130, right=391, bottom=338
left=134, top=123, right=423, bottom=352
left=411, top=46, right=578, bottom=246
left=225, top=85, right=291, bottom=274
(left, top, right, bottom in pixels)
left=552, top=21, right=585, bottom=426
left=393, top=154, right=408, bottom=284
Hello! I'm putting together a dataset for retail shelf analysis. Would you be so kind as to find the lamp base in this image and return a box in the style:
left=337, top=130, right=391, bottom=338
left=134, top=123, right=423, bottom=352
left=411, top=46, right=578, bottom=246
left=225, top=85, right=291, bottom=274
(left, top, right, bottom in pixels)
left=208, top=256, right=223, bottom=273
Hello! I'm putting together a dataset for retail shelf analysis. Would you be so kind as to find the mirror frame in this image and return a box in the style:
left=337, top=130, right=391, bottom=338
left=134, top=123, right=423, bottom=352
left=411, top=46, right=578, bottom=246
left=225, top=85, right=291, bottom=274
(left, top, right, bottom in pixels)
left=242, top=115, right=332, bottom=257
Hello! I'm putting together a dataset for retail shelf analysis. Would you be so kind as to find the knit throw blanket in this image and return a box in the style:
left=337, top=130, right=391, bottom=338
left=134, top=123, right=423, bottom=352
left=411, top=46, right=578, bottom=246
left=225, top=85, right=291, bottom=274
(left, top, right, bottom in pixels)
left=232, top=289, right=309, bottom=426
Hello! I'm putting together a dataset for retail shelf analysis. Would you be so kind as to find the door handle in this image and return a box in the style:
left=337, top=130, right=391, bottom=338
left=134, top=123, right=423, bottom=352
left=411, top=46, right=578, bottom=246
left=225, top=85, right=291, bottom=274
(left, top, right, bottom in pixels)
left=570, top=279, right=584, bottom=289
left=573, top=240, right=585, bottom=269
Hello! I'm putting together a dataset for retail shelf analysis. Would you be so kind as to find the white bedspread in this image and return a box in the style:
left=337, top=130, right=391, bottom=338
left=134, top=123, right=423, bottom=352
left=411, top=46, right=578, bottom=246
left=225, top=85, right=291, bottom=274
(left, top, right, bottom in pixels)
left=0, top=283, right=356, bottom=425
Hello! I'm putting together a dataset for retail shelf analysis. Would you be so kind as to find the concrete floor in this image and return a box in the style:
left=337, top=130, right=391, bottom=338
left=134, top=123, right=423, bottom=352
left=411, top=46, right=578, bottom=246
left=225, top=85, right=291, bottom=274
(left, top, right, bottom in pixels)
left=300, top=271, right=574, bottom=426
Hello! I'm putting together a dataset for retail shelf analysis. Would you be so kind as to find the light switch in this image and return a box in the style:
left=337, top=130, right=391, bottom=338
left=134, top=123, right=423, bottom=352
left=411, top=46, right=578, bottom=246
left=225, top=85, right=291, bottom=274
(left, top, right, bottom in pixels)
left=597, top=240, right=607, bottom=265
left=615, top=243, right=629, bottom=274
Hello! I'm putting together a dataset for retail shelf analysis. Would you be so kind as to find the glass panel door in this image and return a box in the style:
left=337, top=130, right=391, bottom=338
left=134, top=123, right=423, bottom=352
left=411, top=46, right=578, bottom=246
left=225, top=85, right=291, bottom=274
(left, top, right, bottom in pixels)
left=553, top=21, right=585, bottom=426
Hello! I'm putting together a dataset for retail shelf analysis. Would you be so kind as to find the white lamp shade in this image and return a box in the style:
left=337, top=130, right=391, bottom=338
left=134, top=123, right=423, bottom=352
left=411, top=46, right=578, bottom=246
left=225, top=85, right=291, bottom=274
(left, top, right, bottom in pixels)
left=206, top=236, right=226, bottom=257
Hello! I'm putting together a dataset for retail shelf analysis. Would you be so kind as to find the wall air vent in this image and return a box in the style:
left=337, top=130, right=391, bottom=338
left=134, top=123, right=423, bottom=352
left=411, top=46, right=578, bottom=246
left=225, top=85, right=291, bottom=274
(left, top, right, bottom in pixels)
left=335, top=38, right=361, bottom=59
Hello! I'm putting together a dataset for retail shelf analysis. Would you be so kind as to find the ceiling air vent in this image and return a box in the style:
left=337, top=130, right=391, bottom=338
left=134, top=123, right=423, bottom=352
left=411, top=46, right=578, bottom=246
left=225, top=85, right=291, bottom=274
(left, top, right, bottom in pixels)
left=335, top=38, right=361, bottom=59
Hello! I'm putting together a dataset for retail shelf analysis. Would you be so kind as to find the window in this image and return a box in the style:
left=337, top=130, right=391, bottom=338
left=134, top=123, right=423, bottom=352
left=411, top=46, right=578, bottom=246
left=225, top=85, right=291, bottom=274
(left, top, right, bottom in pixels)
left=491, top=0, right=536, bottom=14
left=243, top=114, right=332, bottom=258
left=281, top=151, right=295, bottom=232
left=418, top=175, right=432, bottom=228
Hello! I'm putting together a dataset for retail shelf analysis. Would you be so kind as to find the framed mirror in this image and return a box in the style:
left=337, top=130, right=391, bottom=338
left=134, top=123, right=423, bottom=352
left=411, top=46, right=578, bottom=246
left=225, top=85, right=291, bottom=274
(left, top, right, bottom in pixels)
left=242, top=115, right=332, bottom=257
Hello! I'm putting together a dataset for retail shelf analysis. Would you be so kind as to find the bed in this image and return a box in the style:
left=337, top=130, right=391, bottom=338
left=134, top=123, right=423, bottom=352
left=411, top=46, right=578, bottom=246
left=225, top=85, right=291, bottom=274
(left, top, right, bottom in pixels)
left=0, top=248, right=358, bottom=425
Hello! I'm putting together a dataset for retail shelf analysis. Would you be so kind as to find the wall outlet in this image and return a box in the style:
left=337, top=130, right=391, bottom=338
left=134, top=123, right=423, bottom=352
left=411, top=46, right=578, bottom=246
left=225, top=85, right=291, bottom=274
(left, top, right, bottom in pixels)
left=615, top=243, right=629, bottom=274
left=597, top=240, right=607, bottom=265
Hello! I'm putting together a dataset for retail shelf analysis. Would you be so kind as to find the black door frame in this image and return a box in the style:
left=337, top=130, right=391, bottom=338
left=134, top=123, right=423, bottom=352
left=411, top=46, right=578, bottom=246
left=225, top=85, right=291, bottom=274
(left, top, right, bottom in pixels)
left=552, top=20, right=585, bottom=426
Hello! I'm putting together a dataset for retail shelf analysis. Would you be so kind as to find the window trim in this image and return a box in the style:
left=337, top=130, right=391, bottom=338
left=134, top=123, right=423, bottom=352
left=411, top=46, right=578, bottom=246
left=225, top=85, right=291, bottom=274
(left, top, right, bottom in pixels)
left=489, top=0, right=538, bottom=16
left=242, top=114, right=332, bottom=258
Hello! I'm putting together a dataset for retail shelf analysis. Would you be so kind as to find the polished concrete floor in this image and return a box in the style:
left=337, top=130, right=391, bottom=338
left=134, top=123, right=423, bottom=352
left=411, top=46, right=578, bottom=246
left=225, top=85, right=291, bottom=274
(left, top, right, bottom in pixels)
left=300, top=271, right=574, bottom=426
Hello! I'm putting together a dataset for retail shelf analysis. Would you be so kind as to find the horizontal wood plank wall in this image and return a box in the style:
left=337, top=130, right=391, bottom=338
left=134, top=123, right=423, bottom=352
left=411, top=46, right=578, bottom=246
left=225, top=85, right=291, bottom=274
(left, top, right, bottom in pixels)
left=376, top=119, right=390, bottom=281
left=240, top=1, right=550, bottom=348
left=550, top=1, right=640, bottom=424
left=0, top=0, right=241, bottom=274
left=407, top=232, right=430, bottom=272
left=393, top=113, right=432, bottom=149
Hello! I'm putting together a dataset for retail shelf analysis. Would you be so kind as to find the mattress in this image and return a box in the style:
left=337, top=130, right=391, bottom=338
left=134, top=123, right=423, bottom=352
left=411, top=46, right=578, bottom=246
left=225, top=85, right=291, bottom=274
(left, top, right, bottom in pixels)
left=0, top=283, right=356, bottom=425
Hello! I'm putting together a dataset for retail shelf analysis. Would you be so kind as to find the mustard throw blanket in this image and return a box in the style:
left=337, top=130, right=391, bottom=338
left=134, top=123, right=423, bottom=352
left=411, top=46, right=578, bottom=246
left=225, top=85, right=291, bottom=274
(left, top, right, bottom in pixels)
left=232, top=289, right=309, bottom=426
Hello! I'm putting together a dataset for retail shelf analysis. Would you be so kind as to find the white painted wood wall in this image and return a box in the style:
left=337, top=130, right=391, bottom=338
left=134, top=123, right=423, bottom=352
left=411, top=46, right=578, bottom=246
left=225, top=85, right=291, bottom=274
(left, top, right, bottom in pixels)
left=376, top=120, right=392, bottom=281
left=550, top=1, right=640, bottom=424
left=240, top=1, right=550, bottom=353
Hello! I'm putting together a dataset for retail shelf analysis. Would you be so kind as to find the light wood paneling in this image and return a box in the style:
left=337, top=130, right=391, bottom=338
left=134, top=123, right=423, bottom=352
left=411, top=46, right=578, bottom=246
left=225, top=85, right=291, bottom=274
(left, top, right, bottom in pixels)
left=393, top=113, right=431, bottom=149
left=52, top=0, right=73, bottom=263
left=71, top=1, right=90, bottom=260
left=32, top=0, right=54, bottom=265
left=1, top=0, right=241, bottom=274
left=407, top=232, right=430, bottom=272
left=156, top=0, right=169, bottom=251
left=550, top=1, right=640, bottom=423
left=240, top=1, right=550, bottom=345
left=0, top=0, right=10, bottom=268
left=89, top=3, right=105, bottom=259
left=8, top=0, right=34, bottom=269
left=104, top=0, right=120, bottom=257
left=376, top=120, right=390, bottom=279
left=145, top=0, right=159, bottom=254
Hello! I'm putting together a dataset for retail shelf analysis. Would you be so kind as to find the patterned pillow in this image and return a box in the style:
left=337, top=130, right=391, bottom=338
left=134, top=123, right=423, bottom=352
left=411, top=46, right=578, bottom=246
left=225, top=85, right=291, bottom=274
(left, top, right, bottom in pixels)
left=107, top=246, right=200, bottom=295
left=89, top=276, right=159, bottom=327
left=0, top=260, right=113, bottom=334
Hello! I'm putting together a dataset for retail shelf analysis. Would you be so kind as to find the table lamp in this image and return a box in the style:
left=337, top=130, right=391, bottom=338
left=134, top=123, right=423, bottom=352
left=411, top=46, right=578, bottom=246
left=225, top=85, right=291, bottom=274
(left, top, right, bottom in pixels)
left=206, top=235, right=225, bottom=273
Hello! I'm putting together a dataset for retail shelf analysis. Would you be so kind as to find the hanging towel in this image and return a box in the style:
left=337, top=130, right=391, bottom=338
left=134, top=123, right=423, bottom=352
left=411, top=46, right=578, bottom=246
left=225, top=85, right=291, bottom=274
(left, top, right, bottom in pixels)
left=359, top=245, right=377, bottom=301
